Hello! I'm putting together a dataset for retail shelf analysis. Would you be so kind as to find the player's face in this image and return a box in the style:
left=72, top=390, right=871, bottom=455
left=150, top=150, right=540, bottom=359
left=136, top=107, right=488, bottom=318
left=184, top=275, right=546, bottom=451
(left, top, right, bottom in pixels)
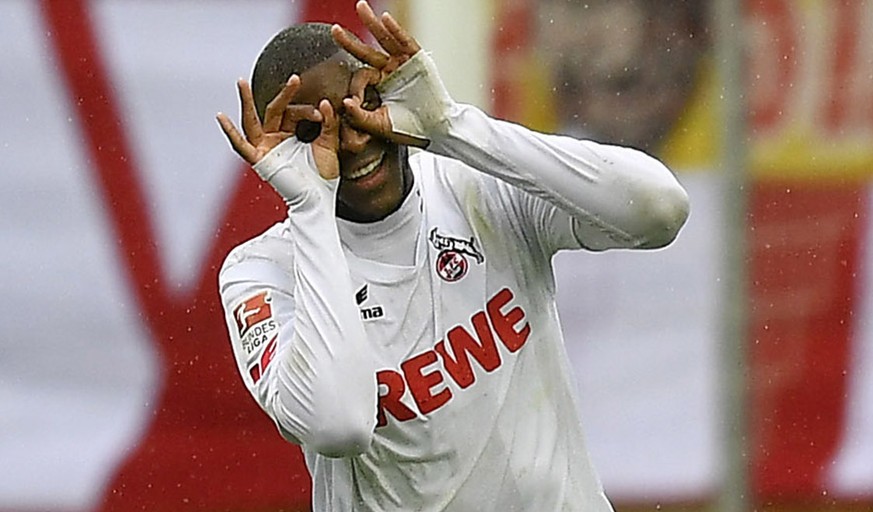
left=295, top=55, right=407, bottom=222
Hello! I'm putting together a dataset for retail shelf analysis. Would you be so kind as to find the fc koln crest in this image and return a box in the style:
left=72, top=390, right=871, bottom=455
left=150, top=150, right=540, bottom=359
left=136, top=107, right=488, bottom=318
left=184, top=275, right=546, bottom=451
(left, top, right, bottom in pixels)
left=428, top=228, right=484, bottom=282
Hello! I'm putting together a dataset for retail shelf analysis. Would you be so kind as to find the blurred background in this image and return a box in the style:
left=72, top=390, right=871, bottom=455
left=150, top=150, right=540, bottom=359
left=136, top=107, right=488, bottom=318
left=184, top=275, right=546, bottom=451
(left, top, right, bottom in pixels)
left=1, top=0, right=872, bottom=511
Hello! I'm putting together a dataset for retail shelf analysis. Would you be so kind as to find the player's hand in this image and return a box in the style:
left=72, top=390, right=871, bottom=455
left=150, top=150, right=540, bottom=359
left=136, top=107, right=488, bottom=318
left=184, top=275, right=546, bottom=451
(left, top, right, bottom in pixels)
left=332, top=1, right=431, bottom=148
left=341, top=65, right=429, bottom=148
left=216, top=76, right=340, bottom=180
left=333, top=0, right=454, bottom=146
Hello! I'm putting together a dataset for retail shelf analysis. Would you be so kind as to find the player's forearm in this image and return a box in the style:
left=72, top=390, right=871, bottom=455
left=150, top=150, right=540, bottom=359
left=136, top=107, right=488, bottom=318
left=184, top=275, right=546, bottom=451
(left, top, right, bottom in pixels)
left=251, top=140, right=378, bottom=456
left=428, top=104, right=690, bottom=249
left=275, top=202, right=377, bottom=456
left=377, top=50, right=688, bottom=249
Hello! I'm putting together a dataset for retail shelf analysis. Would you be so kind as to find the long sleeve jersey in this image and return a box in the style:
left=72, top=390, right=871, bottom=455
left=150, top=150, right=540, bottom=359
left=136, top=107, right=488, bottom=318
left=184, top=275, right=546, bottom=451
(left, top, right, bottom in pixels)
left=218, top=102, right=689, bottom=511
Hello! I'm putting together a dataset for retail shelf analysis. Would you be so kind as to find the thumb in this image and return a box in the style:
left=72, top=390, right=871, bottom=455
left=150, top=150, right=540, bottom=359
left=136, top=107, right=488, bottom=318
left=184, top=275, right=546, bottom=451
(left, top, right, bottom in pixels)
left=343, top=96, right=393, bottom=138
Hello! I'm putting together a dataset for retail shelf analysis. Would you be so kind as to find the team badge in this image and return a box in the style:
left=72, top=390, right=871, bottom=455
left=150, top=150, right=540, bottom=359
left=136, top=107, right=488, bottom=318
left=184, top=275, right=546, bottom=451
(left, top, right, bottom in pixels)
left=428, top=228, right=484, bottom=282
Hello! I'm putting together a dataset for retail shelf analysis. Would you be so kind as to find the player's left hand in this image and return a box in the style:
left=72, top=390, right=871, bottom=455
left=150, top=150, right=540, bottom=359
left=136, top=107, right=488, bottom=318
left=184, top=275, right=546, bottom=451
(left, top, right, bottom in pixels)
left=340, top=65, right=429, bottom=148
left=332, top=0, right=453, bottom=147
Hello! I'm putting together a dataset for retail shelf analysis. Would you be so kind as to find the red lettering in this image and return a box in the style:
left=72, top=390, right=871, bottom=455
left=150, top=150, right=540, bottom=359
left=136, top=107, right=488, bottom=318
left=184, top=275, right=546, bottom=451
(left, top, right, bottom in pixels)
left=401, top=350, right=452, bottom=415
left=376, top=370, right=416, bottom=427
left=435, top=311, right=501, bottom=389
left=260, top=336, right=277, bottom=374
left=376, top=287, right=531, bottom=425
left=248, top=336, right=277, bottom=384
left=487, top=288, right=530, bottom=352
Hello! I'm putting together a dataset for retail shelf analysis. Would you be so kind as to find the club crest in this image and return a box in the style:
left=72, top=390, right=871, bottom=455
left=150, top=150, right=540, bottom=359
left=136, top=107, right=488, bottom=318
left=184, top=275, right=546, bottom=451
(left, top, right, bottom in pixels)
left=429, top=228, right=484, bottom=282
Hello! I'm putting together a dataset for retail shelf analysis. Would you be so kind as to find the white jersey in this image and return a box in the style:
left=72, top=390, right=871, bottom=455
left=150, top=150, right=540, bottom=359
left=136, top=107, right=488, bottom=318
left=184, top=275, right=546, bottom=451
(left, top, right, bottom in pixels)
left=219, top=103, right=688, bottom=511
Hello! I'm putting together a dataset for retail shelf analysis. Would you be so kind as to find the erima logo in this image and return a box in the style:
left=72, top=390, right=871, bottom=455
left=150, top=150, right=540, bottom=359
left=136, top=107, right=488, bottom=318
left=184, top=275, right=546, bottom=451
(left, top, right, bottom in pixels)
left=356, top=284, right=384, bottom=321
left=355, top=284, right=369, bottom=305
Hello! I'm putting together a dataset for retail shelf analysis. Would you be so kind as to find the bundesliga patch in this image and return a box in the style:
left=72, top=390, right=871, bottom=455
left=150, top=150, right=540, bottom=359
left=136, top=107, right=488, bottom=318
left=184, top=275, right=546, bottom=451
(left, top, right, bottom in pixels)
left=428, top=228, right=484, bottom=282
left=233, top=291, right=278, bottom=355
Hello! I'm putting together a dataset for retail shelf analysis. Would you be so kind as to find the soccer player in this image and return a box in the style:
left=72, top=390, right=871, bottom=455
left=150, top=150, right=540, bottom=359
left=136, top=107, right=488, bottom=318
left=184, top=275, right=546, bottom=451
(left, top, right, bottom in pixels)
left=216, top=2, right=689, bottom=510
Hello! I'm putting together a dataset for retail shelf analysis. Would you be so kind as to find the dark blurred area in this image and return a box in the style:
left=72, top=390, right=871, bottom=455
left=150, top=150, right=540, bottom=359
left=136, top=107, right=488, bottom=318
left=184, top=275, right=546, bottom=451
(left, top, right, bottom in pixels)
left=536, top=0, right=709, bottom=153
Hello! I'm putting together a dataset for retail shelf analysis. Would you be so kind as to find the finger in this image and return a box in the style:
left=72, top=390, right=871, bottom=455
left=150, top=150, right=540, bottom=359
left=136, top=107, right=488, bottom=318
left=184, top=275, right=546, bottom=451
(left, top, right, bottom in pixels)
left=289, top=104, right=324, bottom=120
left=284, top=104, right=324, bottom=122
left=237, top=79, right=263, bottom=142
left=317, top=99, right=340, bottom=142
left=216, top=112, right=259, bottom=163
left=312, top=99, right=340, bottom=179
left=355, top=0, right=404, bottom=56
left=342, top=96, right=388, bottom=136
left=342, top=97, right=429, bottom=149
left=279, top=104, right=324, bottom=133
left=348, top=66, right=381, bottom=101
left=331, top=24, right=389, bottom=69
left=382, top=12, right=421, bottom=54
left=263, top=75, right=301, bottom=132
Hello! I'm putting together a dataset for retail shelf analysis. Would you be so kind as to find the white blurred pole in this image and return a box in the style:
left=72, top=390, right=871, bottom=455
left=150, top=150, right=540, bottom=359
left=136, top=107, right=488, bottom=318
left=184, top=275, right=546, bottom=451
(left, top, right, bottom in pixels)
left=714, top=0, right=750, bottom=511
left=404, top=0, right=491, bottom=110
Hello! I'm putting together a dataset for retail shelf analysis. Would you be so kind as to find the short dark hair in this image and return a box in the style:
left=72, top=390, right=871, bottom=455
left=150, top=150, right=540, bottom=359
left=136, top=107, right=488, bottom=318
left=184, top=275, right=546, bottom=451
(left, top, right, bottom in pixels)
left=251, top=23, right=350, bottom=120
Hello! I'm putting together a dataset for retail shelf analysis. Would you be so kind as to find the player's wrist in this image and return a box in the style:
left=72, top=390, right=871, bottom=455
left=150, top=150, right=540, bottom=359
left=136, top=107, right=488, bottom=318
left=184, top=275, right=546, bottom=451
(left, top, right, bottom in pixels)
left=252, top=137, right=301, bottom=181
left=253, top=137, right=337, bottom=208
left=377, top=50, right=456, bottom=144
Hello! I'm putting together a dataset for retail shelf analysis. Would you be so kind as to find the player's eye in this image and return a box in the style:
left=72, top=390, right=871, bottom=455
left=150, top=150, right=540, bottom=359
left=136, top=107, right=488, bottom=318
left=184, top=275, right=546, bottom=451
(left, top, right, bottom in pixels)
left=361, top=85, right=381, bottom=111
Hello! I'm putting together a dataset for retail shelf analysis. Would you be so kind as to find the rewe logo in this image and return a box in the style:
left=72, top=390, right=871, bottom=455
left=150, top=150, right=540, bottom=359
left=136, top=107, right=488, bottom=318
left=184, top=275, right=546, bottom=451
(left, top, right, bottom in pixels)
left=375, top=287, right=530, bottom=427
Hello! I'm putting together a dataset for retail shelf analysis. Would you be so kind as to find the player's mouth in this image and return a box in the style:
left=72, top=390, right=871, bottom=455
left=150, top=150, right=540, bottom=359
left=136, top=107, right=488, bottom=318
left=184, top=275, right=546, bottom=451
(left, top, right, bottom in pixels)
left=346, top=152, right=385, bottom=182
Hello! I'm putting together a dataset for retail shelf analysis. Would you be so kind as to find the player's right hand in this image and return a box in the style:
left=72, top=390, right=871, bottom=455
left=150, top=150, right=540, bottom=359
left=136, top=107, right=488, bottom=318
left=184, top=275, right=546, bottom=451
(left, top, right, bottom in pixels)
left=216, top=76, right=340, bottom=180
